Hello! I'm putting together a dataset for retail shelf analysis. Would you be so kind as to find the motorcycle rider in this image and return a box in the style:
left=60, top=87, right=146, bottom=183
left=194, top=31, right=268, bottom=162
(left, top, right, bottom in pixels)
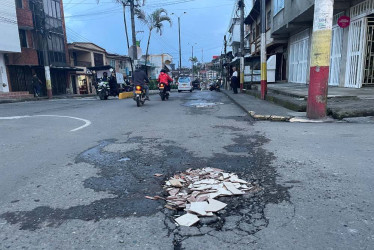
left=133, top=65, right=150, bottom=100
left=109, top=71, right=119, bottom=96
left=102, top=72, right=109, bottom=82
left=157, top=69, right=173, bottom=93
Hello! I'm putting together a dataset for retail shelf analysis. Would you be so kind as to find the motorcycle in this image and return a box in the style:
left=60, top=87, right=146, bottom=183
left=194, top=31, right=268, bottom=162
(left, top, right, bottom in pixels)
left=133, top=85, right=147, bottom=107
left=209, top=81, right=221, bottom=92
left=158, top=83, right=170, bottom=101
left=97, top=79, right=111, bottom=100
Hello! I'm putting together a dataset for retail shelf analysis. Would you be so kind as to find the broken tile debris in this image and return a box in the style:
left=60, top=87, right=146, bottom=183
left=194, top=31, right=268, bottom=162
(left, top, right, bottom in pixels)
left=159, top=168, right=255, bottom=227
left=175, top=213, right=200, bottom=227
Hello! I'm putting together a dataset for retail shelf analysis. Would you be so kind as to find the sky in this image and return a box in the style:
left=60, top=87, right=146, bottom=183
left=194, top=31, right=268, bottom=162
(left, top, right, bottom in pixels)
left=63, top=0, right=253, bottom=67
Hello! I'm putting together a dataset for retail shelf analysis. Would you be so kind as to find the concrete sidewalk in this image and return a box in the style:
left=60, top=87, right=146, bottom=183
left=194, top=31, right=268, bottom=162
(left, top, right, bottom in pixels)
left=247, top=83, right=374, bottom=119
left=222, top=89, right=305, bottom=121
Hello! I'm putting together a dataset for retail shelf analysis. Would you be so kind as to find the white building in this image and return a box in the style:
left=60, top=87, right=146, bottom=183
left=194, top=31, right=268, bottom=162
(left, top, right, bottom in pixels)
left=0, top=0, right=21, bottom=92
left=147, top=53, right=173, bottom=79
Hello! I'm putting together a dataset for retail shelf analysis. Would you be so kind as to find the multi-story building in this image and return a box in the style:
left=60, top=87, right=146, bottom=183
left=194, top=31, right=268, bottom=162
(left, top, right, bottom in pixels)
left=68, top=42, right=107, bottom=95
left=106, top=52, right=132, bottom=82
left=244, top=0, right=287, bottom=83
left=5, top=0, right=73, bottom=96
left=0, top=0, right=21, bottom=95
left=146, top=53, right=173, bottom=79
left=270, top=0, right=373, bottom=89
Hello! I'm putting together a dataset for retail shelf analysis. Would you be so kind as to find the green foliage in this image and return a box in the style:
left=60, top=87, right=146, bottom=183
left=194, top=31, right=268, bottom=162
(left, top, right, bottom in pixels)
left=148, top=79, right=158, bottom=90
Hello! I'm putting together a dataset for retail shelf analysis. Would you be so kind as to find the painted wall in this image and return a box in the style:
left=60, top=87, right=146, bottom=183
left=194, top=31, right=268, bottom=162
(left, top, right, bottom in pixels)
left=0, top=0, right=21, bottom=53
left=0, top=54, right=10, bottom=92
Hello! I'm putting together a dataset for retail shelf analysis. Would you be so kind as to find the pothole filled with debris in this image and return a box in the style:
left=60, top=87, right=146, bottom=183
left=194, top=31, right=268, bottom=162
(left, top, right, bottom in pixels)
left=146, top=167, right=260, bottom=227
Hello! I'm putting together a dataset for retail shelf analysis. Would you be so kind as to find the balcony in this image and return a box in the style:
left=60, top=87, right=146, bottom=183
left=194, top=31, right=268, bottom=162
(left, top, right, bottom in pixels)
left=16, top=8, right=33, bottom=29
left=74, top=61, right=92, bottom=67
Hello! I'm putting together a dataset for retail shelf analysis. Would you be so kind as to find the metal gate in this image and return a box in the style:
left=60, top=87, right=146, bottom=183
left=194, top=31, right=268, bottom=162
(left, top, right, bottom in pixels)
left=345, top=18, right=367, bottom=88
left=329, top=14, right=344, bottom=86
left=364, top=17, right=374, bottom=85
left=289, top=29, right=309, bottom=84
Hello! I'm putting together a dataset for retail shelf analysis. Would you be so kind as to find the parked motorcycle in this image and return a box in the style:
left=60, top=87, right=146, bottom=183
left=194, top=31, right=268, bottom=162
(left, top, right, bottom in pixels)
left=97, top=79, right=111, bottom=100
left=209, top=81, right=221, bottom=92
left=158, top=83, right=170, bottom=101
left=133, top=85, right=147, bottom=107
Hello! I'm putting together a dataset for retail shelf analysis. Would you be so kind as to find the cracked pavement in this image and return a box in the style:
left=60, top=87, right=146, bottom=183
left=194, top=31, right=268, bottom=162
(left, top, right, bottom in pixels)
left=0, top=91, right=373, bottom=249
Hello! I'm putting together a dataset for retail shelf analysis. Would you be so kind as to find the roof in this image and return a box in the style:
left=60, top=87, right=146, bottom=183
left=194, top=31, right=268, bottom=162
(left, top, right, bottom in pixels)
left=68, top=42, right=106, bottom=53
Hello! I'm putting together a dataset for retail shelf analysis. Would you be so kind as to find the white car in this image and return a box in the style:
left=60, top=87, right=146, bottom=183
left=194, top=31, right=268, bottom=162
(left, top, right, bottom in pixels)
left=177, top=77, right=193, bottom=92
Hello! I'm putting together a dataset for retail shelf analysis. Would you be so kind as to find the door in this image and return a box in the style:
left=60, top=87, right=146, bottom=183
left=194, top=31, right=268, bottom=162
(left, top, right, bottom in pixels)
left=289, top=30, right=310, bottom=84
left=364, top=17, right=374, bottom=85
left=345, top=18, right=367, bottom=88
left=329, top=25, right=343, bottom=86
left=71, top=75, right=77, bottom=94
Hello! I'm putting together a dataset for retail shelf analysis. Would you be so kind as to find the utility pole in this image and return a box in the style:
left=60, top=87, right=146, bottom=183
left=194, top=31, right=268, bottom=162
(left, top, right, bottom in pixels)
left=178, top=17, right=182, bottom=73
left=192, top=45, right=194, bottom=81
left=123, top=2, right=134, bottom=81
left=224, top=35, right=227, bottom=90
left=260, top=0, right=267, bottom=99
left=130, top=0, right=137, bottom=62
left=43, top=33, right=52, bottom=98
left=307, top=0, right=334, bottom=119
left=239, top=0, right=245, bottom=92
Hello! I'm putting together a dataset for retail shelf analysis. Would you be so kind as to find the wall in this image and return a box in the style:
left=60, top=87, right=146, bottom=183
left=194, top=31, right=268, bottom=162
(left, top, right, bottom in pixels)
left=0, top=0, right=21, bottom=53
left=272, top=0, right=314, bottom=34
left=0, top=54, right=10, bottom=92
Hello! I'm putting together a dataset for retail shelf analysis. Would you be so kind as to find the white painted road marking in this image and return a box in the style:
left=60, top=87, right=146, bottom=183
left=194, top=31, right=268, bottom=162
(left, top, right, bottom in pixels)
left=0, top=115, right=91, bottom=132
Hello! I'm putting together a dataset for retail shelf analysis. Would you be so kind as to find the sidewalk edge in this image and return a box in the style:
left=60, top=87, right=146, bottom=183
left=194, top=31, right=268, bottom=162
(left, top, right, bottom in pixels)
left=222, top=90, right=292, bottom=122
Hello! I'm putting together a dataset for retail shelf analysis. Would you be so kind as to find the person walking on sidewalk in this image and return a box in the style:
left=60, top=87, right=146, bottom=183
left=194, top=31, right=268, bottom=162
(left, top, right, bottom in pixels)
left=231, top=67, right=239, bottom=94
left=32, top=73, right=42, bottom=97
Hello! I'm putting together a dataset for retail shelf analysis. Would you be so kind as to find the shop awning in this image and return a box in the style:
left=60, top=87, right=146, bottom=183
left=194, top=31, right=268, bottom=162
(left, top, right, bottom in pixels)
left=50, top=66, right=84, bottom=71
left=87, top=65, right=114, bottom=71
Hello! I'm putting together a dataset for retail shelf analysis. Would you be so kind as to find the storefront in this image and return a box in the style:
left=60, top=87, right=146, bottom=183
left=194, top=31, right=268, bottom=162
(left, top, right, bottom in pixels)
left=288, top=29, right=310, bottom=84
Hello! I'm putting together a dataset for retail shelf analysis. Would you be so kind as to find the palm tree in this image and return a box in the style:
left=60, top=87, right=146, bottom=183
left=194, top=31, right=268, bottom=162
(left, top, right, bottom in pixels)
left=136, top=8, right=172, bottom=70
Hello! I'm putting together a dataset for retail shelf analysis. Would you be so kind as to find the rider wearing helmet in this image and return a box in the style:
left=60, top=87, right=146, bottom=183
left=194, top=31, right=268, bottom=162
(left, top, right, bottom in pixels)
left=157, top=69, right=173, bottom=93
left=133, top=64, right=150, bottom=100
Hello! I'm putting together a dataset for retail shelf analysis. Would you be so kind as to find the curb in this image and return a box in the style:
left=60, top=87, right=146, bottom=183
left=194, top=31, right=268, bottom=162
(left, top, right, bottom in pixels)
left=222, top=90, right=292, bottom=122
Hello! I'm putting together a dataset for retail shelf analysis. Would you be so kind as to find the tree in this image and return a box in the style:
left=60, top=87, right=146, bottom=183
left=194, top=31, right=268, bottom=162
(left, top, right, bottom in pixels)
left=189, top=56, right=198, bottom=74
left=136, top=8, right=172, bottom=71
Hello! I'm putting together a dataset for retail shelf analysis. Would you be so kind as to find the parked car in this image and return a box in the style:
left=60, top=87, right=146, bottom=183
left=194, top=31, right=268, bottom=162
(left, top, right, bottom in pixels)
left=177, top=77, right=193, bottom=92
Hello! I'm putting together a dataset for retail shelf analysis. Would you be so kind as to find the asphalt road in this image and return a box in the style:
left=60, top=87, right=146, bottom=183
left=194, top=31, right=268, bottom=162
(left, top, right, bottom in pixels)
left=0, top=91, right=373, bottom=249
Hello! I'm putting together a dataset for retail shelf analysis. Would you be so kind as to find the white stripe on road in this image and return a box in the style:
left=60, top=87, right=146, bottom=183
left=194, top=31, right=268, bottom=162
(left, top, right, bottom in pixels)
left=0, top=115, right=91, bottom=132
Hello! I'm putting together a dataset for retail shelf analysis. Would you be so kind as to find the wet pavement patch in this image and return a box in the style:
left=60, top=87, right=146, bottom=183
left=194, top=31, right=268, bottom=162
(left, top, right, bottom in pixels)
left=0, top=131, right=290, bottom=245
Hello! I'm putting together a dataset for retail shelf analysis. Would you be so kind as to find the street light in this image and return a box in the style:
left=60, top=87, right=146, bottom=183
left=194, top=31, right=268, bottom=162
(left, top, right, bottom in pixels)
left=171, top=12, right=187, bottom=75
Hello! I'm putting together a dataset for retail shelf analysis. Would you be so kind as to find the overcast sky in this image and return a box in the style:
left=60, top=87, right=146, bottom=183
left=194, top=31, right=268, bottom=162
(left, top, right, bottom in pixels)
left=64, top=0, right=253, bottom=67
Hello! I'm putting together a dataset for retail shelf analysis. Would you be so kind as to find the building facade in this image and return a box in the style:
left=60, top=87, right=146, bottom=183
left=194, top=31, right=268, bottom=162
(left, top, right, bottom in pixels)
left=68, top=42, right=107, bottom=95
left=146, top=53, right=173, bottom=80
left=5, top=0, right=72, bottom=96
left=270, top=0, right=374, bottom=89
left=0, top=0, right=21, bottom=93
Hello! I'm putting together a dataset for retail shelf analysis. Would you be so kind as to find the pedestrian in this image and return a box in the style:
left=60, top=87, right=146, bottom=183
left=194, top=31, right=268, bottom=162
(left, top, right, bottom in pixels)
left=231, top=67, right=239, bottom=94
left=32, top=73, right=42, bottom=97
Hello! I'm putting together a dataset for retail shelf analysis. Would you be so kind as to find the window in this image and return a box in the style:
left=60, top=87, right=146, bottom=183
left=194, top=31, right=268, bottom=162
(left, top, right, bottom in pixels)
left=274, top=0, right=284, bottom=15
left=43, top=0, right=62, bottom=20
left=19, top=30, right=28, bottom=48
left=267, top=10, right=272, bottom=30
left=110, top=59, right=116, bottom=68
left=16, top=0, right=23, bottom=8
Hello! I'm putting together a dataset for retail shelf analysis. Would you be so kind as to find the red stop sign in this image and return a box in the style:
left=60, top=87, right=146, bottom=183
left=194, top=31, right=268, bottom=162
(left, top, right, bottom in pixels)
left=338, top=16, right=350, bottom=28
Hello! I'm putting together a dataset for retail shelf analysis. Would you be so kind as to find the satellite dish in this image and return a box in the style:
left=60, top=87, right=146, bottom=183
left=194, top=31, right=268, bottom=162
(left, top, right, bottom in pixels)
left=128, top=46, right=142, bottom=60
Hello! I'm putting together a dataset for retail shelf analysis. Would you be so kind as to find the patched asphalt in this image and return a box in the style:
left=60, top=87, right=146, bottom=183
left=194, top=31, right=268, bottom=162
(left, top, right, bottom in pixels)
left=0, top=91, right=290, bottom=249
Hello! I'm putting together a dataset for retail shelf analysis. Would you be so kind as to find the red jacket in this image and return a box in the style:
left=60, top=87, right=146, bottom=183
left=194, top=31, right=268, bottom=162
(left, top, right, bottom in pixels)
left=158, top=72, right=173, bottom=85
